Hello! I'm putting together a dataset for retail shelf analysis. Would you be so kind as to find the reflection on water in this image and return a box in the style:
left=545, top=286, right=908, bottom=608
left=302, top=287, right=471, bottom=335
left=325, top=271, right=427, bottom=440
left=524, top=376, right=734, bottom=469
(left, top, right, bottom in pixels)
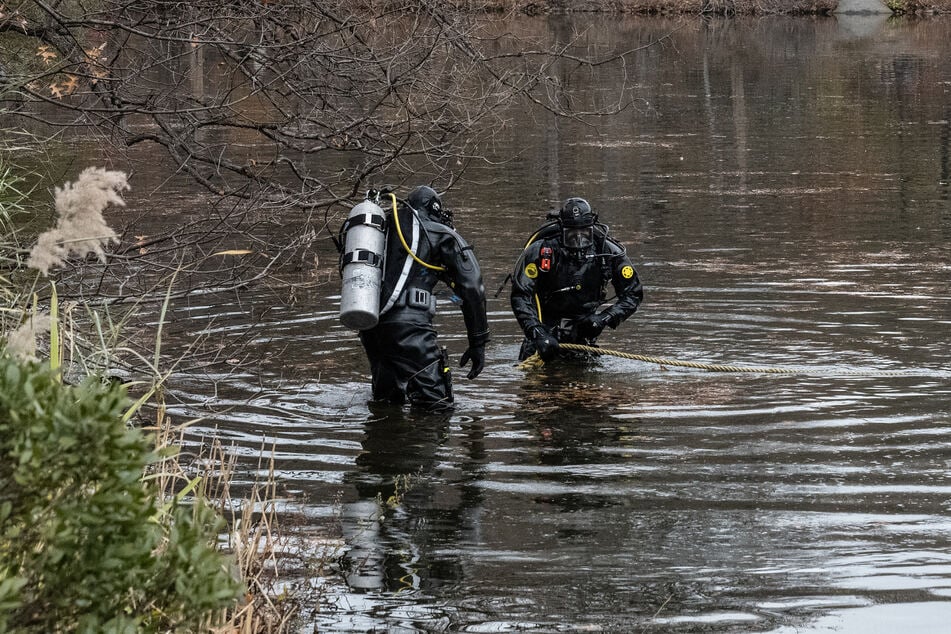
left=129, top=12, right=951, bottom=633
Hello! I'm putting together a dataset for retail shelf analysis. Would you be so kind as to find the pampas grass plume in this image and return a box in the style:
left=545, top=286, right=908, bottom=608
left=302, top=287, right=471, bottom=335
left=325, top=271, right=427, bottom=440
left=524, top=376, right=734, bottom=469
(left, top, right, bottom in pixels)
left=28, top=167, right=129, bottom=274
left=5, top=313, right=51, bottom=361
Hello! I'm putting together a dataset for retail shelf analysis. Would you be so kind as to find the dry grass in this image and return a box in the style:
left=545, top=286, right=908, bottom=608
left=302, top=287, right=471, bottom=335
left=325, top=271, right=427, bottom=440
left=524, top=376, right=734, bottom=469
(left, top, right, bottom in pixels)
left=147, top=400, right=304, bottom=633
left=4, top=162, right=308, bottom=632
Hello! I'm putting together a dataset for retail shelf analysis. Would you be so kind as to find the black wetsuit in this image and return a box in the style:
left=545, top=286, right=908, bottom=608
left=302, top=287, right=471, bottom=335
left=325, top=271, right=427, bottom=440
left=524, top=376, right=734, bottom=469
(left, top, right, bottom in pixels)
left=510, top=227, right=643, bottom=360
left=359, top=202, right=489, bottom=409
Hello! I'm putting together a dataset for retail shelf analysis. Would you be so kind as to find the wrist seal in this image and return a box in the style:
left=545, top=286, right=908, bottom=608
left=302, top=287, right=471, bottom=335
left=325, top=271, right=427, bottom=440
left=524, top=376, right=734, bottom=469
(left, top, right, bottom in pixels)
left=468, top=329, right=491, bottom=347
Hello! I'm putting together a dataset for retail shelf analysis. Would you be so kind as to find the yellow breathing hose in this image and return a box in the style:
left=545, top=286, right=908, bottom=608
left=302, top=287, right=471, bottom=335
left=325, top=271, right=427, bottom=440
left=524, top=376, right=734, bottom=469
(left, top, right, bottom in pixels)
left=518, top=223, right=557, bottom=322
left=519, top=343, right=914, bottom=376
left=390, top=193, right=446, bottom=272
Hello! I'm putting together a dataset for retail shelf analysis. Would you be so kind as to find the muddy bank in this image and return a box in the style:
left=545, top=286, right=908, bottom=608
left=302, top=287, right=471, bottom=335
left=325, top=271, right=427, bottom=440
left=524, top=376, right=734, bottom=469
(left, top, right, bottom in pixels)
left=476, top=0, right=951, bottom=14
left=479, top=0, right=835, bottom=14
left=886, top=0, right=951, bottom=13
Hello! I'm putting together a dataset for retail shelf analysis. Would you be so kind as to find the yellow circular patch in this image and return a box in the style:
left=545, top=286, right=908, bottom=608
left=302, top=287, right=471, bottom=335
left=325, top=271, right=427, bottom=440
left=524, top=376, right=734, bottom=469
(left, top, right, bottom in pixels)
left=621, top=265, right=634, bottom=279
left=525, top=263, right=538, bottom=279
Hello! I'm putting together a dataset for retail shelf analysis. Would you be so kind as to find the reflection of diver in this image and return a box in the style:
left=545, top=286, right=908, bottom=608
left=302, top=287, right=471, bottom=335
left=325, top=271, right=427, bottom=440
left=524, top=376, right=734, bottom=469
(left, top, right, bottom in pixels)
left=339, top=498, right=387, bottom=591
left=339, top=406, right=486, bottom=594
left=518, top=376, right=632, bottom=470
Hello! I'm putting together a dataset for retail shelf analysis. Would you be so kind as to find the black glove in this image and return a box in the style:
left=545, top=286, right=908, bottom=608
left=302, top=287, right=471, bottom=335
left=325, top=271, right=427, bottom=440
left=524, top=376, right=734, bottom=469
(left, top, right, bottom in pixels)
left=460, top=344, right=486, bottom=379
left=575, top=313, right=612, bottom=341
left=531, top=325, right=560, bottom=362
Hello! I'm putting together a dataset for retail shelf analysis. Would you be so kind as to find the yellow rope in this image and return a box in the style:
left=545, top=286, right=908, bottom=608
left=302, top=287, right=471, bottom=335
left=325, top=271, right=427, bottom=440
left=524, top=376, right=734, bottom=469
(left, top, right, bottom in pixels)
left=519, top=343, right=914, bottom=376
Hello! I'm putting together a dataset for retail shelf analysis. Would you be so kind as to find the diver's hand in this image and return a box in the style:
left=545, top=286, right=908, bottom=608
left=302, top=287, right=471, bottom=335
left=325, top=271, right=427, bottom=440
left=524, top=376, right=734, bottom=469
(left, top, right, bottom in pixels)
left=575, top=313, right=611, bottom=340
left=460, top=344, right=486, bottom=379
left=531, top=325, right=560, bottom=362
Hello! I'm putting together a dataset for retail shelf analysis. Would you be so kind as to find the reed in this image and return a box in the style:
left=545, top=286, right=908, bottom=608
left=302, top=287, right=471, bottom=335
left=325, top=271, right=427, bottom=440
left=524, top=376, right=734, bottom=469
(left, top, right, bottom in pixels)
left=144, top=400, right=303, bottom=632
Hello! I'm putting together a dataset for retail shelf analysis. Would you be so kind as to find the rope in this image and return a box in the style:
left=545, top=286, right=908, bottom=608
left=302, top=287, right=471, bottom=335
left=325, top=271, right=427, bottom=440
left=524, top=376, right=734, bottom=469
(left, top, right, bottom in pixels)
left=519, top=343, right=917, bottom=377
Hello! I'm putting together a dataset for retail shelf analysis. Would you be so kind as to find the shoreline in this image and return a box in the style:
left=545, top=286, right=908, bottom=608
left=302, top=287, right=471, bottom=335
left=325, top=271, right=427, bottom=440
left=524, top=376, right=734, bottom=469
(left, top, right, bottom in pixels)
left=477, top=1, right=951, bottom=15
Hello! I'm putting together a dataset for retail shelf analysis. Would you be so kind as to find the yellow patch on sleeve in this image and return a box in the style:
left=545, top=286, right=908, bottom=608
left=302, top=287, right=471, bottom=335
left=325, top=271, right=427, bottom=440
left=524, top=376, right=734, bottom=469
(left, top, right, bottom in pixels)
left=621, top=265, right=634, bottom=279
left=525, top=262, right=539, bottom=279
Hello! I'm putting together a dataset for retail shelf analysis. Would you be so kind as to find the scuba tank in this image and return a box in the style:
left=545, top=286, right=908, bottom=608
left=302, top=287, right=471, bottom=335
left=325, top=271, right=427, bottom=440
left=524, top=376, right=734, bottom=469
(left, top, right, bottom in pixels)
left=338, top=197, right=387, bottom=330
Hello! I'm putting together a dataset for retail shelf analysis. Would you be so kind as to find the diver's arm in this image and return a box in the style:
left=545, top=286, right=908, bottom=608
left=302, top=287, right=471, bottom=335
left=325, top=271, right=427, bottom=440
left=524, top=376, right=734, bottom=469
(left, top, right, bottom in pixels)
left=510, top=242, right=545, bottom=336
left=437, top=228, right=490, bottom=347
left=600, top=241, right=643, bottom=327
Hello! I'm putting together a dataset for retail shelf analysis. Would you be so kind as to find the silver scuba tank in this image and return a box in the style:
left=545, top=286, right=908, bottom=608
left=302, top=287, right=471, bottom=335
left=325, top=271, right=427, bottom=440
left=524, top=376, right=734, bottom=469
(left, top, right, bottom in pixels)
left=339, top=199, right=386, bottom=330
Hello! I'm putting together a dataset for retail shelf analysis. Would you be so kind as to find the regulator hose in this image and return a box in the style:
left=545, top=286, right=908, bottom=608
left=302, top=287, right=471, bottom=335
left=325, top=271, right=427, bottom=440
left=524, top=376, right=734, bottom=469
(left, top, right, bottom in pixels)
left=390, top=193, right=446, bottom=272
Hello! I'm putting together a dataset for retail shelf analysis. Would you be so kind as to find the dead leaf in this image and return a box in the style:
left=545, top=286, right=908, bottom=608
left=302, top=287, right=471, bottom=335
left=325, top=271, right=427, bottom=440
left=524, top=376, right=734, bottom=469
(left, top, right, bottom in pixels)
left=37, top=45, right=57, bottom=65
left=84, top=43, right=106, bottom=60
left=61, top=75, right=79, bottom=95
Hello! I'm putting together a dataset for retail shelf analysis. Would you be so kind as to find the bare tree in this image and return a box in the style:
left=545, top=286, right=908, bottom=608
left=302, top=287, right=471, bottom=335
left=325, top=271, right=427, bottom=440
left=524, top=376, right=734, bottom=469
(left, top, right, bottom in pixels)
left=2, top=1, right=645, bottom=283
left=3, top=2, right=609, bottom=203
left=1, top=1, right=649, bottom=370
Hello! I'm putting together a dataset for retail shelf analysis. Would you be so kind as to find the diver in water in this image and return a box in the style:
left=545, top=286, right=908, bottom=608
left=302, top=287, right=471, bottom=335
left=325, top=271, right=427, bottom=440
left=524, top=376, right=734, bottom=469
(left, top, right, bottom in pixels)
left=510, top=197, right=643, bottom=362
left=355, top=186, right=490, bottom=410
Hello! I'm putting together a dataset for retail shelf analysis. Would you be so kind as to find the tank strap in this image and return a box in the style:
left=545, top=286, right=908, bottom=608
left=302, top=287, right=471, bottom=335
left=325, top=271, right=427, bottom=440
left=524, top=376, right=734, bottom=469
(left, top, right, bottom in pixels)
left=341, top=209, right=386, bottom=234
left=341, top=249, right=383, bottom=268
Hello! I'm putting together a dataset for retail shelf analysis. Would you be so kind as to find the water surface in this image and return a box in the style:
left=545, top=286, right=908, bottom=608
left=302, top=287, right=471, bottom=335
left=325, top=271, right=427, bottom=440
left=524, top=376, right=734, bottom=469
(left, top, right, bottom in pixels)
left=109, top=12, right=951, bottom=633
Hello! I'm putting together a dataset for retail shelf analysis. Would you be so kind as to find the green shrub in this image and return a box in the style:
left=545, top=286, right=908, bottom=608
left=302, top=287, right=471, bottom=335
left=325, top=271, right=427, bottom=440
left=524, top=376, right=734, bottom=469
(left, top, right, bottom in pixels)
left=0, top=355, right=243, bottom=633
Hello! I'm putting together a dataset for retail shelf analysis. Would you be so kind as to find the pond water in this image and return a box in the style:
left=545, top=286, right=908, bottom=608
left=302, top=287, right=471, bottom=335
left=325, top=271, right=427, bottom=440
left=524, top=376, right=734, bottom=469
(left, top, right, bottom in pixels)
left=84, top=12, right=951, bottom=633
